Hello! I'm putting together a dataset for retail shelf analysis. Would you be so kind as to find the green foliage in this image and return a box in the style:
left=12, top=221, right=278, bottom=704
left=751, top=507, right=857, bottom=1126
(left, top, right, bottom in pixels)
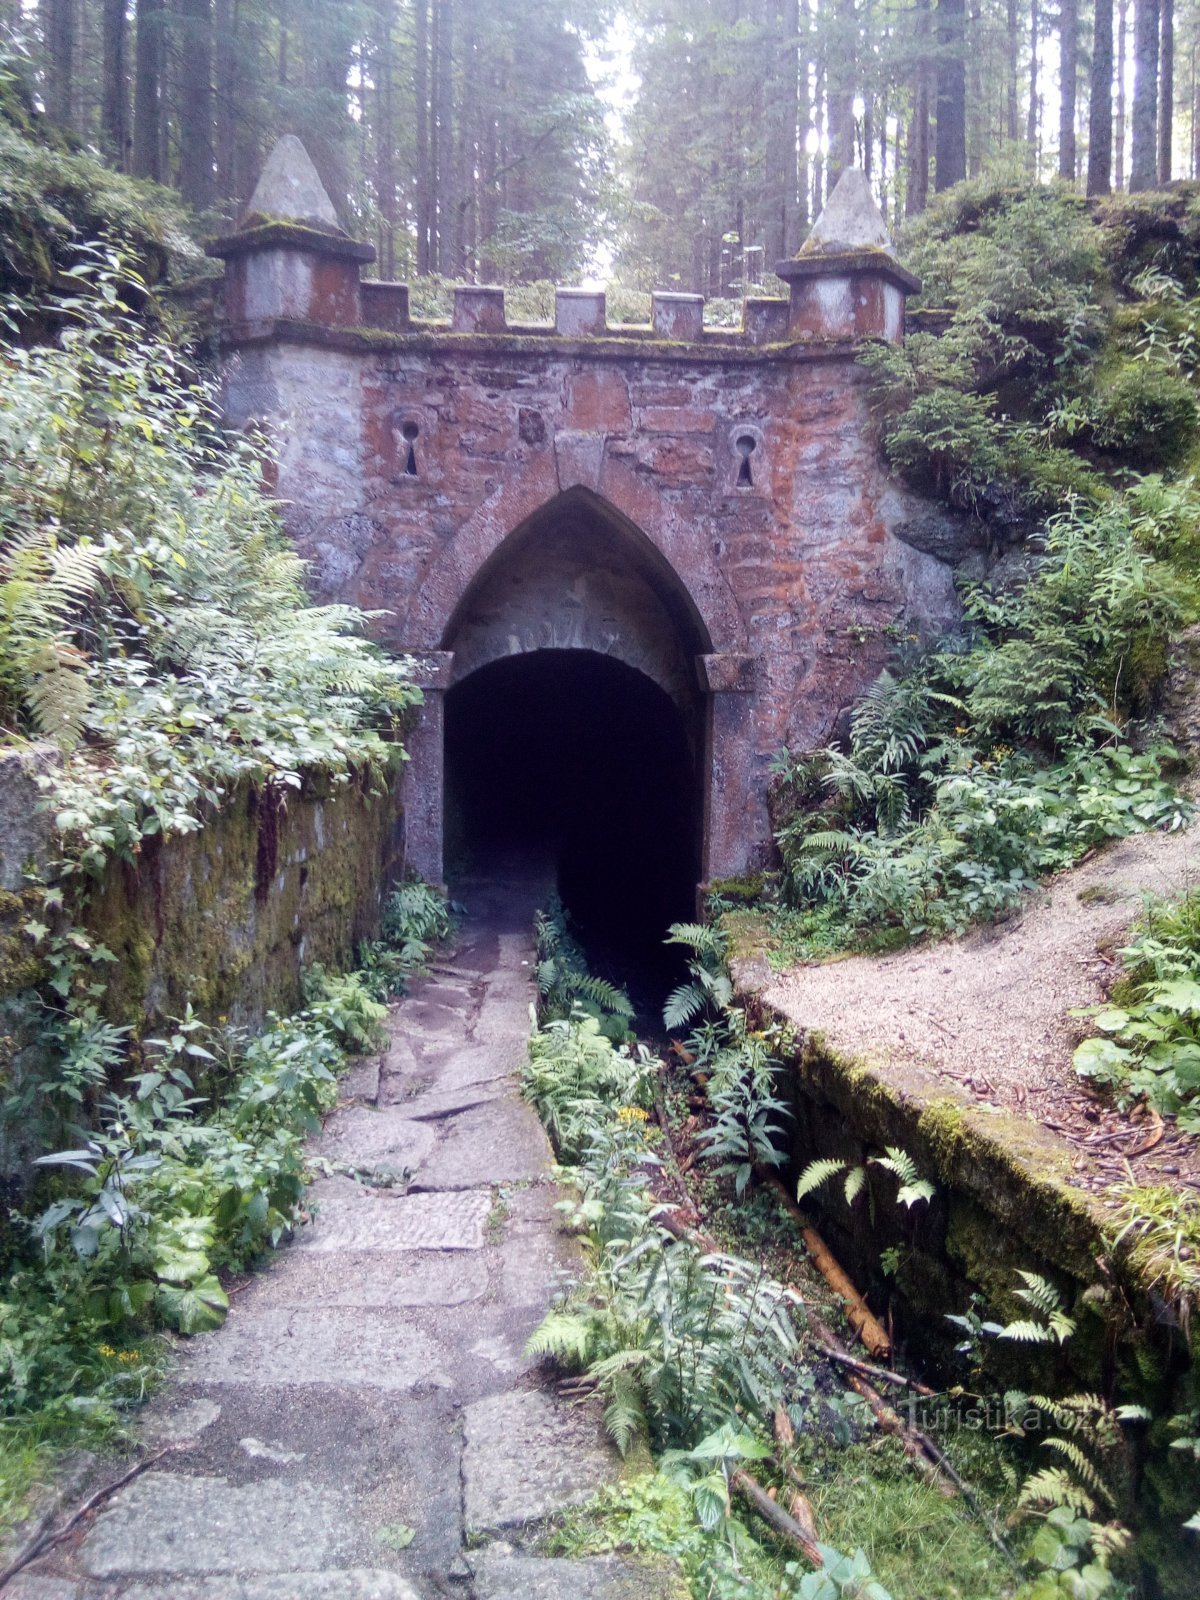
left=945, top=1268, right=1137, bottom=1598
left=522, top=1012, right=655, bottom=1163
left=997, top=1273, right=1078, bottom=1347
left=1105, top=1177, right=1200, bottom=1318
left=534, top=897, right=634, bottom=1041
left=795, top=1147, right=935, bottom=1212
left=358, top=881, right=453, bottom=1000
left=1072, top=887, right=1200, bottom=1129
left=772, top=479, right=1191, bottom=952
left=861, top=177, right=1110, bottom=515
left=302, top=965, right=389, bottom=1053
left=664, top=923, right=790, bottom=1196
left=0, top=267, right=419, bottom=881
left=0, top=46, right=199, bottom=292
left=1, top=992, right=348, bottom=1424
left=1086, top=365, right=1199, bottom=467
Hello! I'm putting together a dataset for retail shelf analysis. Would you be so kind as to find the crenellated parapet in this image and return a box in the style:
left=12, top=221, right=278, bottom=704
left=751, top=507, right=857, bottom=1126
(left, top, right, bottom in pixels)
left=208, top=140, right=918, bottom=352
left=206, top=139, right=955, bottom=890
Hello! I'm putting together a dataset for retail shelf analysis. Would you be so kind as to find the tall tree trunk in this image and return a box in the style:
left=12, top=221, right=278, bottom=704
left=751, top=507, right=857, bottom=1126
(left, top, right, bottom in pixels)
left=1131, top=0, right=1160, bottom=188
left=101, top=0, right=129, bottom=164
left=764, top=0, right=799, bottom=260
left=213, top=0, right=237, bottom=210
left=935, top=0, right=967, bottom=189
left=826, top=0, right=856, bottom=186
left=454, top=13, right=474, bottom=277
left=1088, top=0, right=1115, bottom=192
left=415, top=0, right=430, bottom=274
left=1193, top=40, right=1200, bottom=176
left=1059, top=0, right=1078, bottom=178
left=178, top=0, right=214, bottom=208
left=1116, top=0, right=1129, bottom=184
left=967, top=0, right=983, bottom=174
left=377, top=0, right=396, bottom=277
left=1158, top=0, right=1174, bottom=179
left=43, top=0, right=76, bottom=128
left=133, top=0, right=165, bottom=179
left=907, top=0, right=930, bottom=213
left=1006, top=0, right=1019, bottom=139
left=1027, top=0, right=1041, bottom=158
left=797, top=0, right=810, bottom=229
left=429, top=0, right=441, bottom=272
left=431, top=0, right=454, bottom=274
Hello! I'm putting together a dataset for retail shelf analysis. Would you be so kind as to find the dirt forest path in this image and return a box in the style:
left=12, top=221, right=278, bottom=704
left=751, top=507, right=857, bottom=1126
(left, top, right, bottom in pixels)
left=7, top=879, right=672, bottom=1600
left=763, top=819, right=1200, bottom=1188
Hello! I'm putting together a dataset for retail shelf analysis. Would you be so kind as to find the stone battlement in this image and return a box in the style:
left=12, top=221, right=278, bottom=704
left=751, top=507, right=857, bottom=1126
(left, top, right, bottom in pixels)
left=209, top=141, right=953, bottom=890
left=209, top=143, right=918, bottom=351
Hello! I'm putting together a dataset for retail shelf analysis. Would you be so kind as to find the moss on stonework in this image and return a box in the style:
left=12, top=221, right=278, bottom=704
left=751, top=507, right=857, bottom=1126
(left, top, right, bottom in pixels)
left=85, top=769, right=402, bottom=1037
left=0, top=888, right=47, bottom=999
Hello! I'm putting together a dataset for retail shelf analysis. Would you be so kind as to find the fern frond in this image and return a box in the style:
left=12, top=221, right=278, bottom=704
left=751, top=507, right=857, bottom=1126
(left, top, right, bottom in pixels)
left=999, top=1319, right=1058, bottom=1344
left=663, top=982, right=707, bottom=1031
left=1018, top=1466, right=1097, bottom=1516
left=1014, top=1272, right=1064, bottom=1318
left=843, top=1165, right=867, bottom=1204
left=525, top=1311, right=593, bottom=1367
left=871, top=1147, right=936, bottom=1207
left=1040, top=1437, right=1114, bottom=1507
left=796, top=1158, right=847, bottom=1202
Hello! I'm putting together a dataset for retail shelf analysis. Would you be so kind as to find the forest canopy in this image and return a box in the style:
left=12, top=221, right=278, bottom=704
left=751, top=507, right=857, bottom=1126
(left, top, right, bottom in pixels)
left=5, top=0, right=1198, bottom=294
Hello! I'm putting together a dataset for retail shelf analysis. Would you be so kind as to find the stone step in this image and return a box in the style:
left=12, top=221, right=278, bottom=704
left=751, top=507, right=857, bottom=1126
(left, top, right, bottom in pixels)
left=178, top=1306, right=451, bottom=1390
left=296, top=1183, right=493, bottom=1253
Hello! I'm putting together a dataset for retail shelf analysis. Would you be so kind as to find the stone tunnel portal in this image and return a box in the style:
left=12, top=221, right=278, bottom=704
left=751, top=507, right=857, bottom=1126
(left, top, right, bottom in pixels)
left=440, top=491, right=708, bottom=992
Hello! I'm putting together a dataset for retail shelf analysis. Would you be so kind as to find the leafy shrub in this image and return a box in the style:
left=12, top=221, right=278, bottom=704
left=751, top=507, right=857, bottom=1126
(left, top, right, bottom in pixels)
left=772, top=477, right=1192, bottom=950
left=664, top=923, right=790, bottom=1197
left=358, top=880, right=451, bottom=999
left=535, top=896, right=634, bottom=1039
left=0, top=267, right=419, bottom=881
left=523, top=1012, right=654, bottom=1163
left=1088, top=365, right=1199, bottom=466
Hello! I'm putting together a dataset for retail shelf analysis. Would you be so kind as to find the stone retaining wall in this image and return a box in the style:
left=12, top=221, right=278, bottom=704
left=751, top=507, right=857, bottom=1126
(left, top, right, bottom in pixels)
left=0, top=746, right=405, bottom=1192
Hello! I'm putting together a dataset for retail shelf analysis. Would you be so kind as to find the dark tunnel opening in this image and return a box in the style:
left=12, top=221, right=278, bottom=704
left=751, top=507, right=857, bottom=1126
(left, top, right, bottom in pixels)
left=443, top=650, right=702, bottom=1009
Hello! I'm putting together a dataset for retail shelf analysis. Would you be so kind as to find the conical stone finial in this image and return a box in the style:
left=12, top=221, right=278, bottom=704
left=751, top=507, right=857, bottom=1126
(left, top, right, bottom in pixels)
left=800, top=167, right=893, bottom=257
left=244, top=134, right=339, bottom=231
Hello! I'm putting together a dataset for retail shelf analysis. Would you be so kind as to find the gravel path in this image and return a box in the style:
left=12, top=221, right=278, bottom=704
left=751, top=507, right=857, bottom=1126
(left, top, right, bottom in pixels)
left=7, top=880, right=673, bottom=1600
left=764, top=821, right=1200, bottom=1189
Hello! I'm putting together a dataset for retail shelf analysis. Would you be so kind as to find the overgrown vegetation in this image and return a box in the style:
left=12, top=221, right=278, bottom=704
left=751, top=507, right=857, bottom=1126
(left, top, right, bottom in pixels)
left=520, top=922, right=1027, bottom=1599
left=1072, top=888, right=1200, bottom=1129
left=764, top=179, right=1200, bottom=967
left=0, top=882, right=440, bottom=1542
left=0, top=44, right=199, bottom=296
left=0, top=261, right=427, bottom=1541
left=534, top=897, right=635, bottom=1041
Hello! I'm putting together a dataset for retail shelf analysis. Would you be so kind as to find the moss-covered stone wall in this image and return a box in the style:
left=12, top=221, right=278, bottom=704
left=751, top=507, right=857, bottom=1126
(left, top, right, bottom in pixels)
left=758, top=1017, right=1200, bottom=1597
left=87, top=768, right=404, bottom=1032
left=0, top=763, right=404, bottom=1200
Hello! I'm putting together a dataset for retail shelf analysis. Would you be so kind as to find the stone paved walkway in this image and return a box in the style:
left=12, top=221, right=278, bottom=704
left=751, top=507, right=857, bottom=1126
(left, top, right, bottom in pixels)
left=9, top=880, right=674, bottom=1600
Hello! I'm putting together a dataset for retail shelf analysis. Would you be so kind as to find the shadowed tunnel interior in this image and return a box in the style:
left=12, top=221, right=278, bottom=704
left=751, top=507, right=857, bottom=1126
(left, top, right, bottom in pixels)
left=444, top=650, right=702, bottom=1005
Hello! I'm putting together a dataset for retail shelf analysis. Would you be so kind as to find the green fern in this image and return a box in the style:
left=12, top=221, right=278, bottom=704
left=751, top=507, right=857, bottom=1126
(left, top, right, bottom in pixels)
left=1040, top=1436, right=1115, bottom=1508
left=871, top=1146, right=936, bottom=1208
left=999, top=1272, right=1076, bottom=1344
left=796, top=1157, right=850, bottom=1203
left=1018, top=1465, right=1098, bottom=1517
left=525, top=1309, right=595, bottom=1367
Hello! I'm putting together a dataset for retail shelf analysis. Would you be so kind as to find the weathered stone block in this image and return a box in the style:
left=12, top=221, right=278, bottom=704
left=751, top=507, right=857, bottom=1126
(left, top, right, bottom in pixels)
left=452, top=285, right=506, bottom=334
left=555, top=287, right=606, bottom=337
left=651, top=291, right=704, bottom=341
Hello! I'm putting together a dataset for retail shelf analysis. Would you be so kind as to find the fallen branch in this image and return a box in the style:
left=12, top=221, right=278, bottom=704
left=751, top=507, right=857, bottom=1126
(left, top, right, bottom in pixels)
left=0, top=1445, right=180, bottom=1590
left=731, top=1468, right=823, bottom=1568
left=757, top=1168, right=891, bottom=1360
left=820, top=1344, right=937, bottom=1397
